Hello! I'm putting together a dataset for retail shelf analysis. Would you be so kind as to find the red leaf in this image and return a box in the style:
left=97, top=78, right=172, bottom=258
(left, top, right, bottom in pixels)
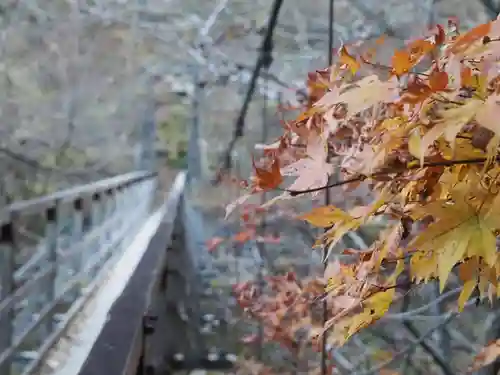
left=429, top=70, right=449, bottom=91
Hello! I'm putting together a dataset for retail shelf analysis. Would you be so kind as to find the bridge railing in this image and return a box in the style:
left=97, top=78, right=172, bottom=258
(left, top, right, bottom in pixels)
left=0, top=171, right=157, bottom=375
left=76, top=171, right=237, bottom=375
left=77, top=171, right=188, bottom=375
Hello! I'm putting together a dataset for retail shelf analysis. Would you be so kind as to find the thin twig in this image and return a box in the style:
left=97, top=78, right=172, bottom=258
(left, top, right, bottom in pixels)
left=287, top=155, right=497, bottom=196
left=356, top=310, right=460, bottom=375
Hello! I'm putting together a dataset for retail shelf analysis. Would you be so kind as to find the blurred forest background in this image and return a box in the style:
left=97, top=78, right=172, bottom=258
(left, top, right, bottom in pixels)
left=2, top=0, right=497, bottom=205
left=3, top=0, right=500, bottom=374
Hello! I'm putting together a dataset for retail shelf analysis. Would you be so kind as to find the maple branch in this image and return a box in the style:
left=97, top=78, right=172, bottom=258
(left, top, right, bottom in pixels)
left=287, top=156, right=497, bottom=196
left=383, top=286, right=463, bottom=320
left=356, top=310, right=459, bottom=375
left=355, top=295, right=479, bottom=375
left=446, top=327, right=478, bottom=352
left=403, top=315, right=455, bottom=375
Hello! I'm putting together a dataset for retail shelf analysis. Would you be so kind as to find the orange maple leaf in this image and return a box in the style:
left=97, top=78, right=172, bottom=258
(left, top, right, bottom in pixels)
left=251, top=156, right=283, bottom=191
left=392, top=50, right=412, bottom=76
left=449, top=21, right=492, bottom=54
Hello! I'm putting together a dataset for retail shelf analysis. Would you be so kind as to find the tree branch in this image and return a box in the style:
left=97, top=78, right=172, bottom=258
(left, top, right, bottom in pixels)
left=403, top=319, right=454, bottom=375
left=356, top=310, right=460, bottom=375
left=287, top=155, right=496, bottom=196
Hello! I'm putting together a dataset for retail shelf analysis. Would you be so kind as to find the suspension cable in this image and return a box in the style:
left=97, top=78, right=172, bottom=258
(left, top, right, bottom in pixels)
left=321, top=0, right=335, bottom=374
left=256, top=68, right=269, bottom=362
left=219, top=0, right=284, bottom=174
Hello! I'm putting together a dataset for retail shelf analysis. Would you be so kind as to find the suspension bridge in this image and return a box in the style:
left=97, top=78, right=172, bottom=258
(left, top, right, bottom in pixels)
left=0, top=170, right=237, bottom=375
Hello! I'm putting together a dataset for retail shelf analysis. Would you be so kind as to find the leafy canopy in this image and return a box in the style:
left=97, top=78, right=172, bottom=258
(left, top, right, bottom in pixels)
left=230, top=15, right=500, bottom=352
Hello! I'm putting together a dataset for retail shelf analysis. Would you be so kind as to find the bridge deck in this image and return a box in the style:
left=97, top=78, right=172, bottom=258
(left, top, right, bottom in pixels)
left=0, top=171, right=236, bottom=375
left=39, top=208, right=165, bottom=375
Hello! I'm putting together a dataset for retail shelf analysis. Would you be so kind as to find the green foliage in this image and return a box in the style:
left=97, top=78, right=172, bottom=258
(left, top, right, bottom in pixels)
left=157, top=105, right=189, bottom=159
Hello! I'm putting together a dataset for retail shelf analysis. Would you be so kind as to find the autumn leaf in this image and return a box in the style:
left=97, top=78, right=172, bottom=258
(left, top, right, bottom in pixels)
left=344, top=288, right=395, bottom=339
left=469, top=340, right=500, bottom=373
left=428, top=70, right=449, bottom=91
left=315, top=74, right=399, bottom=118
left=252, top=155, right=283, bottom=191
left=338, top=44, right=361, bottom=75
left=458, top=278, right=476, bottom=312
left=281, top=133, right=333, bottom=193
left=408, top=127, right=423, bottom=164
left=419, top=99, right=483, bottom=157
left=392, top=50, right=412, bottom=76
left=299, top=205, right=353, bottom=227
left=234, top=17, right=500, bottom=358
left=409, top=183, right=499, bottom=291
left=448, top=21, right=491, bottom=54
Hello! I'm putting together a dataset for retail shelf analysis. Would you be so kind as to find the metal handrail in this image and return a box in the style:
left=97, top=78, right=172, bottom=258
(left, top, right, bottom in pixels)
left=77, top=171, right=187, bottom=375
left=0, top=170, right=157, bottom=375
left=1, top=170, right=155, bottom=219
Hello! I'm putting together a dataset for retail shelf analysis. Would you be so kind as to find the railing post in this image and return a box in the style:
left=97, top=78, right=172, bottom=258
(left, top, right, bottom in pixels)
left=114, top=186, right=125, bottom=248
left=87, top=193, right=104, bottom=279
left=103, top=189, right=114, bottom=245
left=0, top=222, right=15, bottom=375
left=70, top=198, right=84, bottom=301
left=43, top=203, right=61, bottom=339
left=122, top=183, right=137, bottom=244
left=146, top=178, right=157, bottom=212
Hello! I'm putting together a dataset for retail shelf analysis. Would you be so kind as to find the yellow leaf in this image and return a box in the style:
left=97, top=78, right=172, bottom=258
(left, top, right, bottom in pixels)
left=437, top=137, right=485, bottom=161
left=346, top=309, right=372, bottom=337
left=322, top=219, right=362, bottom=260
left=438, top=225, right=472, bottom=292
left=338, top=44, right=361, bottom=75
left=468, top=222, right=497, bottom=267
left=408, top=127, right=423, bottom=165
left=299, top=206, right=354, bottom=227
left=410, top=251, right=438, bottom=283
left=410, top=181, right=499, bottom=293
left=458, top=278, right=476, bottom=312
left=365, top=288, right=395, bottom=319
left=345, top=289, right=395, bottom=338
